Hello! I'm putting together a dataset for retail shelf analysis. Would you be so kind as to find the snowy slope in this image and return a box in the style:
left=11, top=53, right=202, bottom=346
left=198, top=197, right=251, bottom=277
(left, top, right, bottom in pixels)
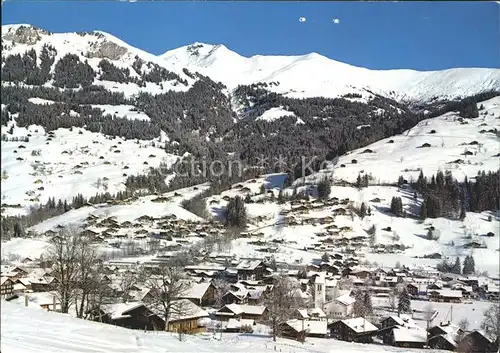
left=1, top=302, right=450, bottom=353
left=161, top=42, right=500, bottom=102
left=304, top=96, right=500, bottom=185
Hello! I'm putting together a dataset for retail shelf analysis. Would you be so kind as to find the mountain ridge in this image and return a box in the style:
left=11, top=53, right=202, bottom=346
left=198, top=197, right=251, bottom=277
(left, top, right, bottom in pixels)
left=2, top=23, right=499, bottom=103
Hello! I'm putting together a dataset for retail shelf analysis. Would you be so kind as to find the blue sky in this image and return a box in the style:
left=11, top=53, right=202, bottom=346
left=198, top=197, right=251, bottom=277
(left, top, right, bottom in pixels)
left=2, top=1, right=499, bottom=70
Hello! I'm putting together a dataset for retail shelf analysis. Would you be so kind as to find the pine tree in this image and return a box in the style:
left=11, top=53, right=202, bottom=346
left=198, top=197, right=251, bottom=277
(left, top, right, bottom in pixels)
left=420, top=201, right=428, bottom=220
left=363, top=290, right=373, bottom=316
left=398, top=287, right=412, bottom=315
left=259, top=184, right=266, bottom=194
left=452, top=257, right=462, bottom=274
left=459, top=203, right=466, bottom=220
left=398, top=175, right=405, bottom=187
left=463, top=255, right=474, bottom=275
left=360, top=202, right=367, bottom=219
left=321, top=252, right=330, bottom=263
left=225, top=195, right=247, bottom=228
left=317, top=177, right=331, bottom=200
left=390, top=197, right=403, bottom=217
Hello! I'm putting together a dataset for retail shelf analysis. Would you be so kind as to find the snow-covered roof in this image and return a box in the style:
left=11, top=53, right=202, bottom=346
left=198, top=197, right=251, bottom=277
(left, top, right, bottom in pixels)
left=335, top=294, right=355, bottom=306
left=340, top=317, right=378, bottom=333
left=236, top=260, right=263, bottom=271
left=286, top=319, right=328, bottom=335
left=104, top=302, right=146, bottom=320
left=430, top=289, right=463, bottom=298
left=393, top=327, right=427, bottom=343
left=222, top=304, right=266, bottom=316
left=226, top=318, right=255, bottom=330
left=297, top=308, right=326, bottom=319
left=168, top=299, right=209, bottom=322
left=180, top=282, right=212, bottom=300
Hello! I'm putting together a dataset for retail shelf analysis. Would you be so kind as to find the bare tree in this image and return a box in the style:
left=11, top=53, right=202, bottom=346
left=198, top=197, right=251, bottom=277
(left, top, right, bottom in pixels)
left=143, top=265, right=192, bottom=330
left=213, top=278, right=231, bottom=309
left=264, top=276, right=305, bottom=342
left=458, top=318, right=469, bottom=332
left=74, top=234, right=102, bottom=318
left=46, top=228, right=82, bottom=313
left=119, top=271, right=138, bottom=303
left=481, top=303, right=500, bottom=343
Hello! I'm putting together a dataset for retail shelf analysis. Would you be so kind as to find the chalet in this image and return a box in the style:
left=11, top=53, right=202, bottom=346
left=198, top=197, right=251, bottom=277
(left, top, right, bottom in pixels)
left=328, top=317, right=378, bottom=343
left=7, top=292, right=60, bottom=311
left=224, top=318, right=256, bottom=333
left=90, top=303, right=165, bottom=330
left=406, top=283, right=419, bottom=296
left=166, top=300, right=209, bottom=334
left=1, top=277, right=14, bottom=297
left=390, top=327, right=428, bottom=348
left=428, top=289, right=463, bottom=303
left=281, top=319, right=328, bottom=339
left=295, top=308, right=327, bottom=321
left=458, top=331, right=498, bottom=353
left=428, top=322, right=463, bottom=339
left=428, top=333, right=458, bottom=351
left=377, top=315, right=419, bottom=344
left=236, top=260, right=267, bottom=281
left=215, top=304, right=268, bottom=322
left=178, top=282, right=216, bottom=307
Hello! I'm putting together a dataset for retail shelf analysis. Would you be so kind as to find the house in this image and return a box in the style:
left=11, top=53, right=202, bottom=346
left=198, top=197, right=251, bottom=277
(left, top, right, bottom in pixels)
left=281, top=319, right=328, bottom=339
left=295, top=308, right=327, bottom=321
left=6, top=292, right=60, bottom=311
left=1, top=277, right=14, bottom=297
left=165, top=299, right=209, bottom=334
left=428, top=321, right=464, bottom=340
left=215, top=304, right=268, bottom=322
left=323, top=294, right=355, bottom=319
left=90, top=302, right=165, bottom=331
left=458, top=331, right=498, bottom=353
left=328, top=317, right=378, bottom=343
left=390, top=326, right=428, bottom=348
left=428, top=334, right=458, bottom=351
left=236, top=260, right=267, bottom=281
left=224, top=318, right=256, bottom=333
left=378, top=315, right=420, bottom=344
left=178, top=282, right=216, bottom=307
left=428, top=289, right=463, bottom=303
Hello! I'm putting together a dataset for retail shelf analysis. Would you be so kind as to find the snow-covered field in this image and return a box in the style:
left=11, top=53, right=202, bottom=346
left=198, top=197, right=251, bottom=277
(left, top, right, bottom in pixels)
left=0, top=123, right=179, bottom=215
left=1, top=302, right=450, bottom=353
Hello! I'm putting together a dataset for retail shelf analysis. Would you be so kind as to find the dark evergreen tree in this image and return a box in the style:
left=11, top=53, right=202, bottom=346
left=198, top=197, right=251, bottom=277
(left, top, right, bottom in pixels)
left=360, top=202, right=367, bottom=219
left=317, top=177, right=331, bottom=200
left=225, top=195, right=247, bottom=228
left=452, top=257, right=462, bottom=274
left=390, top=197, right=403, bottom=217
left=420, top=200, right=428, bottom=220
left=398, top=287, right=412, bottom=315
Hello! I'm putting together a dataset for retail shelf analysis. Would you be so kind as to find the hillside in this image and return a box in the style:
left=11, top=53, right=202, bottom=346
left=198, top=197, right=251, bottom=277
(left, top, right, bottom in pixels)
left=1, top=302, right=451, bottom=353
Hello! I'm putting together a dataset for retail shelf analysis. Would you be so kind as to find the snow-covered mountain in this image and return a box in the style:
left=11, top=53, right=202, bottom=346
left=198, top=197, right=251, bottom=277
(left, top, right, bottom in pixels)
left=2, top=24, right=499, bottom=102
left=161, top=42, right=500, bottom=102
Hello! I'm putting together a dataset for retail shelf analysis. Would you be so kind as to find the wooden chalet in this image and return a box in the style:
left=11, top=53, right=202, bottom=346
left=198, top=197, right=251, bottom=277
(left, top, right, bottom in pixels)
left=90, top=303, right=164, bottom=331
left=281, top=319, right=328, bottom=339
left=178, top=282, right=216, bottom=307
left=458, top=331, right=498, bottom=353
left=328, top=317, right=378, bottom=343
left=215, top=304, right=268, bottom=322
left=390, top=327, right=428, bottom=349
left=236, top=260, right=267, bottom=281
left=1, top=277, right=14, bottom=296
left=428, top=334, right=458, bottom=351
left=428, top=289, right=463, bottom=303
left=166, top=300, right=209, bottom=334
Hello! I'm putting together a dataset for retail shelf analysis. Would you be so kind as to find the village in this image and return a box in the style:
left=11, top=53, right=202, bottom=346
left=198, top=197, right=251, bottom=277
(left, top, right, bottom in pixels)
left=1, top=227, right=499, bottom=353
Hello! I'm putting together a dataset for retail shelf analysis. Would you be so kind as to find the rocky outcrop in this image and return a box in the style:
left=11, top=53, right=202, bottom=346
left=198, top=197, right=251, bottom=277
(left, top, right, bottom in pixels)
left=2, top=25, right=47, bottom=45
left=85, top=40, right=128, bottom=61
